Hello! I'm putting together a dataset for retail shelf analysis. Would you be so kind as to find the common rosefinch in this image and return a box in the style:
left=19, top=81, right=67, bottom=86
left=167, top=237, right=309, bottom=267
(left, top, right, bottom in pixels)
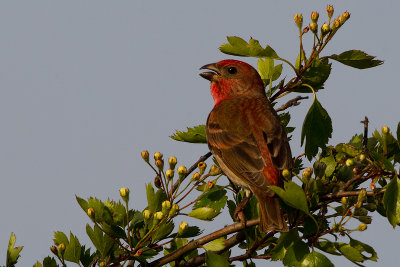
left=200, top=59, right=292, bottom=232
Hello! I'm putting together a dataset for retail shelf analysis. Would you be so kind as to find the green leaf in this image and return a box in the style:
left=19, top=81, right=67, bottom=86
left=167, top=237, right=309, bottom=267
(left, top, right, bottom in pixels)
left=63, top=233, right=81, bottom=264
left=335, top=242, right=364, bottom=262
left=301, top=97, right=332, bottom=160
left=270, top=181, right=310, bottom=215
left=349, top=238, right=377, bottom=262
left=86, top=224, right=114, bottom=258
left=80, top=246, right=96, bottom=267
left=383, top=176, right=400, bottom=227
left=41, top=257, right=59, bottom=267
left=205, top=251, right=230, bottom=267
left=219, top=36, right=278, bottom=58
left=328, top=50, right=383, bottom=69
left=193, top=188, right=228, bottom=212
left=301, top=251, right=334, bottom=267
left=397, top=122, right=400, bottom=143
left=53, top=231, right=69, bottom=246
left=270, top=229, right=300, bottom=261
left=283, top=240, right=309, bottom=266
left=315, top=241, right=341, bottom=256
left=294, top=58, right=331, bottom=93
left=335, top=143, right=360, bottom=157
left=6, top=233, right=23, bottom=267
left=203, top=237, right=226, bottom=251
left=176, top=226, right=202, bottom=238
left=188, top=207, right=220, bottom=221
left=152, top=221, right=174, bottom=241
left=146, top=184, right=167, bottom=213
left=170, top=125, right=207, bottom=143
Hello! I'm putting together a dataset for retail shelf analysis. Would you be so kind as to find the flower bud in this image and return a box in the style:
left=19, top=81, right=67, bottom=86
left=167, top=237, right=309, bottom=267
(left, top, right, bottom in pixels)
left=332, top=19, right=340, bottom=30
left=357, top=223, right=367, bottom=231
left=155, top=159, right=164, bottom=170
left=87, top=208, right=95, bottom=219
left=358, top=188, right=367, bottom=203
left=302, top=26, right=310, bottom=35
left=154, top=152, right=163, bottom=161
left=282, top=169, right=291, bottom=179
left=191, top=172, right=200, bottom=181
left=198, top=162, right=206, bottom=175
left=353, top=167, right=359, bottom=175
left=154, top=175, right=162, bottom=189
left=58, top=243, right=66, bottom=255
left=370, top=182, right=376, bottom=190
left=354, top=207, right=368, bottom=216
left=206, top=181, right=214, bottom=190
left=162, top=200, right=171, bottom=214
left=168, top=156, right=177, bottom=170
left=177, top=165, right=187, bottom=179
left=293, top=13, right=303, bottom=29
left=326, top=5, right=334, bottom=19
left=209, top=165, right=222, bottom=176
left=311, top=11, right=319, bottom=22
left=165, top=169, right=174, bottom=181
left=358, top=216, right=372, bottom=224
left=309, top=22, right=318, bottom=33
left=169, top=203, right=179, bottom=217
left=341, top=197, right=347, bottom=207
left=178, top=221, right=188, bottom=235
left=345, top=159, right=354, bottom=167
left=119, top=187, right=130, bottom=202
left=141, top=150, right=149, bottom=162
left=142, top=209, right=151, bottom=220
left=50, top=246, right=58, bottom=255
left=359, top=154, right=366, bottom=162
left=99, top=262, right=106, bottom=267
left=365, top=203, right=377, bottom=212
left=342, top=11, right=350, bottom=22
left=321, top=23, right=330, bottom=35
left=154, top=211, right=163, bottom=220
left=381, top=125, right=389, bottom=134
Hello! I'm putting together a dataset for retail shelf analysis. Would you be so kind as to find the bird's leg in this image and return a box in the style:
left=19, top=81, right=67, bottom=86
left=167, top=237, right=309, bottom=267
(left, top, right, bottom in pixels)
left=234, top=189, right=252, bottom=227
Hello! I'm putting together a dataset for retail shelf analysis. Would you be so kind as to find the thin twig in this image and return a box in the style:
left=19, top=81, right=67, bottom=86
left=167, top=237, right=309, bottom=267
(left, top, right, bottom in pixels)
left=319, top=188, right=385, bottom=201
left=179, top=232, right=246, bottom=267
left=276, top=96, right=309, bottom=112
left=361, top=116, right=369, bottom=152
left=148, top=218, right=260, bottom=267
left=342, top=165, right=371, bottom=190
left=172, top=152, right=212, bottom=194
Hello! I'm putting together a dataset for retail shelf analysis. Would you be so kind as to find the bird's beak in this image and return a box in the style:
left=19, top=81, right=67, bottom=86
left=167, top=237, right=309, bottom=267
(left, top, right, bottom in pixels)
left=199, top=63, right=220, bottom=81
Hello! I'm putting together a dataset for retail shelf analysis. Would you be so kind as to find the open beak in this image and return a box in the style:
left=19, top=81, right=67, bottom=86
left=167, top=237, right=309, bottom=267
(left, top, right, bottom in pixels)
left=199, top=63, right=220, bottom=81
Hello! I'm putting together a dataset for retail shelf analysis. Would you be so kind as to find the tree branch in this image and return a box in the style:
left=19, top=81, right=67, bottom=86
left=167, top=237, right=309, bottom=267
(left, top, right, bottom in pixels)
left=320, top=188, right=385, bottom=201
left=148, top=218, right=260, bottom=267
left=275, top=96, right=309, bottom=112
left=361, top=116, right=369, bottom=152
left=179, top=231, right=246, bottom=267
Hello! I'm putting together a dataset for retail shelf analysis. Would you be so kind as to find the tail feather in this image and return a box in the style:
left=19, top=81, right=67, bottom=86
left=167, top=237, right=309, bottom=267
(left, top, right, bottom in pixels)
left=257, top=195, right=288, bottom=233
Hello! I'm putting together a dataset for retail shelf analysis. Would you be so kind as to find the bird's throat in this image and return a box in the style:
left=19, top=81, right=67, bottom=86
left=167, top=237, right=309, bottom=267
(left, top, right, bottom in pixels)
left=210, top=81, right=233, bottom=106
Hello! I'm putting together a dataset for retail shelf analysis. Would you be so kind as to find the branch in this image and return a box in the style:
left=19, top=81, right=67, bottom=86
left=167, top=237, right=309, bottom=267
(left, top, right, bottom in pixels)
left=172, top=152, right=212, bottom=194
left=148, top=218, right=261, bottom=267
left=320, top=188, right=385, bottom=201
left=275, top=96, right=309, bottom=112
left=342, top=165, right=371, bottom=191
left=179, top=232, right=246, bottom=267
left=361, top=116, right=369, bottom=152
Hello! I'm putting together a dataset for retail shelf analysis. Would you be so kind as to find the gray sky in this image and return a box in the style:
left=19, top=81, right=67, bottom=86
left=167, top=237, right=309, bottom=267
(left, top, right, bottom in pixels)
left=0, top=1, right=399, bottom=266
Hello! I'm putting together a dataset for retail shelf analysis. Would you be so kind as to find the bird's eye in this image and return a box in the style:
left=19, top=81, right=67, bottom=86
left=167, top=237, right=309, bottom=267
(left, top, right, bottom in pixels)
left=227, top=66, right=237, bottom=74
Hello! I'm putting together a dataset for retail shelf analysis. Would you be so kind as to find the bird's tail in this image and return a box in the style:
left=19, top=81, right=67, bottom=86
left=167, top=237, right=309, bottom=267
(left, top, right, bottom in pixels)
left=257, top=195, right=288, bottom=233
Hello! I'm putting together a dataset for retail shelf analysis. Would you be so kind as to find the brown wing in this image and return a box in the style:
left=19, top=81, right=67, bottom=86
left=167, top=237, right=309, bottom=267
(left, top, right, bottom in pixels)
left=206, top=95, right=292, bottom=192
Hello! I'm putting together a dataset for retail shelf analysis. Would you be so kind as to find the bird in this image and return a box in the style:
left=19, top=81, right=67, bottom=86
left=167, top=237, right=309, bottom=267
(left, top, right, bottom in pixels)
left=199, top=59, right=292, bottom=232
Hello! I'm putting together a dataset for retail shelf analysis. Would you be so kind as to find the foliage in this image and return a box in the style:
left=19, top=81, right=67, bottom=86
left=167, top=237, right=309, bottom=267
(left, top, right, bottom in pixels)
left=5, top=6, right=399, bottom=267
